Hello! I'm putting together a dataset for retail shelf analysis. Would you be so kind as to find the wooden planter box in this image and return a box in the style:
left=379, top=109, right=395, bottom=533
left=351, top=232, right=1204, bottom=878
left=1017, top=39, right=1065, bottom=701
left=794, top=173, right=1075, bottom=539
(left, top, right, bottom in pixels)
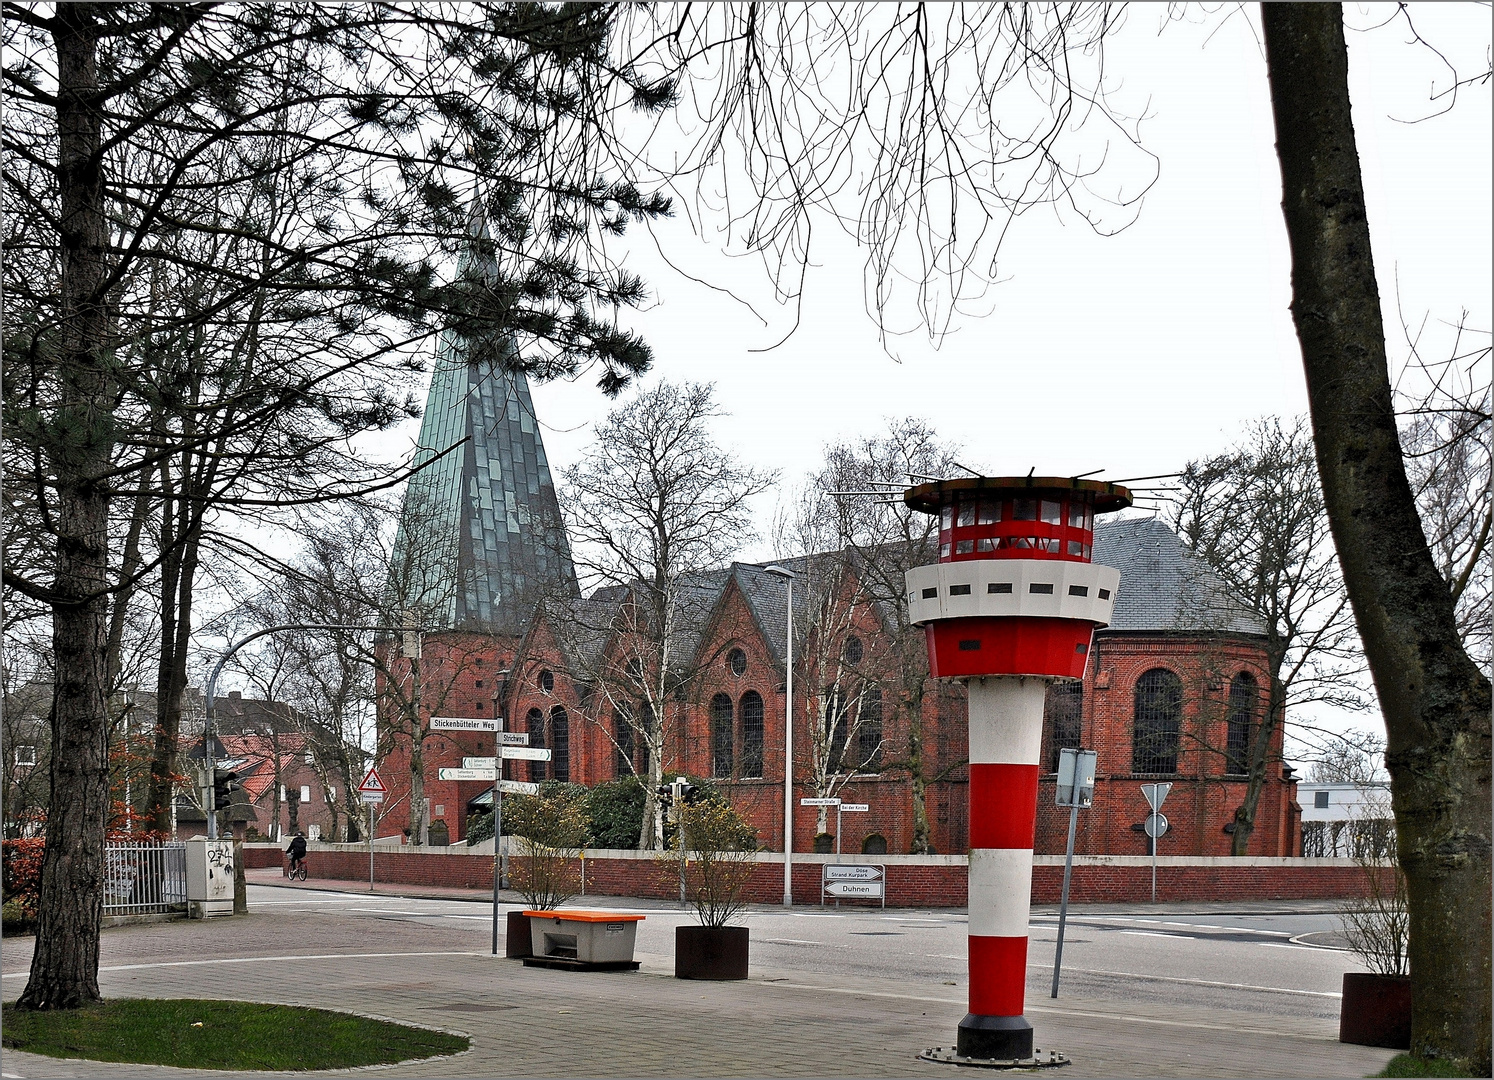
left=505, top=910, right=533, bottom=959
left=1340, top=973, right=1411, bottom=1049
left=675, top=924, right=749, bottom=980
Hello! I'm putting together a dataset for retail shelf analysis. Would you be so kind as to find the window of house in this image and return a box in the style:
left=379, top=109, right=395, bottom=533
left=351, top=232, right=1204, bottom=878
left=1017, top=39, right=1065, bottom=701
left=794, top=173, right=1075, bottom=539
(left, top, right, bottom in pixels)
left=526, top=707, right=546, bottom=782
left=843, top=637, right=863, bottom=665
left=280, top=785, right=287, bottom=801
left=856, top=687, right=883, bottom=771
left=539, top=670, right=554, bottom=694
left=711, top=693, right=734, bottom=779
left=300, top=785, right=312, bottom=802
left=475, top=680, right=484, bottom=689
left=550, top=705, right=570, bottom=782
left=15, top=746, right=36, bottom=766
left=727, top=648, right=747, bottom=677
left=740, top=691, right=765, bottom=779
left=613, top=706, right=634, bottom=778
left=1132, top=669, right=1183, bottom=774
left=1225, top=672, right=1258, bottom=775
left=304, top=750, right=314, bottom=764
left=474, top=700, right=484, bottom=711
left=1314, top=790, right=1330, bottom=809
left=1044, top=681, right=1084, bottom=773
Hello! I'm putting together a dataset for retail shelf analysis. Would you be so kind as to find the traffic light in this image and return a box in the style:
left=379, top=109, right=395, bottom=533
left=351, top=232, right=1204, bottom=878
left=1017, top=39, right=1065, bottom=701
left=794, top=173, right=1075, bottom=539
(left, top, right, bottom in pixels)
left=656, top=784, right=674, bottom=807
left=212, top=769, right=242, bottom=811
left=680, top=782, right=703, bottom=806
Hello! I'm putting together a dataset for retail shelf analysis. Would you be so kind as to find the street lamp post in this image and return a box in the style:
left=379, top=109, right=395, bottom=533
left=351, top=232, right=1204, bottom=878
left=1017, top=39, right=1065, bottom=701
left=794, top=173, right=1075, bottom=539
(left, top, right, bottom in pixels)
left=764, top=565, right=795, bottom=907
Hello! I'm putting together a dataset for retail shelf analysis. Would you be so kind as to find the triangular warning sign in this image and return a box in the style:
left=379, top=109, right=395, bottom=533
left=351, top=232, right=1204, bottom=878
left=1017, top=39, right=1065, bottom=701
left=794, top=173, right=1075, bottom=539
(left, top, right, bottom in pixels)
left=357, top=767, right=386, bottom=794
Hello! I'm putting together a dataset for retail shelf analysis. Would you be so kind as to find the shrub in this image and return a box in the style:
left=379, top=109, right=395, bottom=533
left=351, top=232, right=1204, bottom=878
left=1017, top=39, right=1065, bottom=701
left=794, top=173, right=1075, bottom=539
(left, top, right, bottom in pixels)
left=505, top=784, right=589, bottom=910
left=661, top=799, right=759, bottom=928
left=1, top=838, right=44, bottom=919
left=584, top=776, right=645, bottom=849
left=465, top=810, right=494, bottom=845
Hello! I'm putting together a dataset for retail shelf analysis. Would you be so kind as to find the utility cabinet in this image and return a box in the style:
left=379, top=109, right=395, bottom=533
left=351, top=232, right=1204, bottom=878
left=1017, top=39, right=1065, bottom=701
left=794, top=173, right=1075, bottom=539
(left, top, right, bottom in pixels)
left=185, top=838, right=235, bottom=918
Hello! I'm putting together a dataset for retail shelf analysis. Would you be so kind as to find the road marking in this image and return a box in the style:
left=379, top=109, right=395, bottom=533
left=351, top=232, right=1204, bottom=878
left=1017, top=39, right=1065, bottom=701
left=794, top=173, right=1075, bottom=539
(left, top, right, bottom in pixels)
left=1118, top=930, right=1193, bottom=939
left=761, top=981, right=1340, bottom=1033
left=1259, top=942, right=1327, bottom=951
left=760, top=938, right=827, bottom=947
left=1026, top=962, right=1343, bottom=998
left=0, top=951, right=485, bottom=978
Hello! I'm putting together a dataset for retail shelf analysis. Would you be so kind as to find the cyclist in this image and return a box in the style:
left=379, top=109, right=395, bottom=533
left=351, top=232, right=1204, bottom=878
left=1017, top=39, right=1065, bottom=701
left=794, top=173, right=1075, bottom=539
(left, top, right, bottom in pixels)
left=285, top=831, right=308, bottom=879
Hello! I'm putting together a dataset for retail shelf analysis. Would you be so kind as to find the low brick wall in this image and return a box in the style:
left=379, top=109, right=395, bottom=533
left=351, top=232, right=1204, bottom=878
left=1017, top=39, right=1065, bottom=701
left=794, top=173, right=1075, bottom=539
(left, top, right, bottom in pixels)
left=303, top=846, right=1387, bottom=906
left=241, top=843, right=285, bottom=869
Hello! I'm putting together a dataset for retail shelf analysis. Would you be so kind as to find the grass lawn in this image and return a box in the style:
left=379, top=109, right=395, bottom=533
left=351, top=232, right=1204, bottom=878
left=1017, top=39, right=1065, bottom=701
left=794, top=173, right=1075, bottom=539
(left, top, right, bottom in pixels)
left=1, top=998, right=469, bottom=1071
left=1375, top=1053, right=1478, bottom=1078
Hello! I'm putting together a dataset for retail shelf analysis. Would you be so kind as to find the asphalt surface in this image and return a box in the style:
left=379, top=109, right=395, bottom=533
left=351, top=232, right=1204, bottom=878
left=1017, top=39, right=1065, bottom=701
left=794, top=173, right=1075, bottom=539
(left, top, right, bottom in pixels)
left=0, top=877, right=1393, bottom=1079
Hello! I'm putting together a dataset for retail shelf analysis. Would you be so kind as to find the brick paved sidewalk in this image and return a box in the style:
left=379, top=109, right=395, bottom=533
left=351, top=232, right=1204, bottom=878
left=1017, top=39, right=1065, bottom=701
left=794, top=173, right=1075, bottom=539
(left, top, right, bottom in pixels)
left=2, top=894, right=1395, bottom=1079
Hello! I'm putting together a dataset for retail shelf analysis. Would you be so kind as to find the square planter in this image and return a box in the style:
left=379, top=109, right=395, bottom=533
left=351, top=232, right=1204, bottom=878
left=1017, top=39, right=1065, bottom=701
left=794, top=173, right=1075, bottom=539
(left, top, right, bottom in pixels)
left=506, top=910, right=534, bottom=959
left=1340, top=973, right=1411, bottom=1049
left=675, top=924, right=749, bottom=980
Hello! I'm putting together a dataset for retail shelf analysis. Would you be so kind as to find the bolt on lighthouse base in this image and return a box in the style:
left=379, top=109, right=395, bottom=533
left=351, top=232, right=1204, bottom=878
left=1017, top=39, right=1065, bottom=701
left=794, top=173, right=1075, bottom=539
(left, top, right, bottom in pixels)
left=918, top=1044, right=1070, bottom=1070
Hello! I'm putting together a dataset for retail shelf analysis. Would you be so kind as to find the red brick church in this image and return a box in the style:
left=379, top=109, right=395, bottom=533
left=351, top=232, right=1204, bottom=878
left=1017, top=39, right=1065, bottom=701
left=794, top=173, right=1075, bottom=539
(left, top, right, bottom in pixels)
left=376, top=220, right=1299, bottom=858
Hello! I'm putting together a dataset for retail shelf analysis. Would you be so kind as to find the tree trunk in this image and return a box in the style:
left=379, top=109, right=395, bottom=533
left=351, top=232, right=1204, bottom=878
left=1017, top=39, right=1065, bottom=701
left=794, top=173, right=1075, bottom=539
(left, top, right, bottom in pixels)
left=1261, top=6, right=1492, bottom=1071
left=18, top=6, right=111, bottom=1011
left=1231, top=678, right=1286, bottom=856
left=906, top=698, right=930, bottom=854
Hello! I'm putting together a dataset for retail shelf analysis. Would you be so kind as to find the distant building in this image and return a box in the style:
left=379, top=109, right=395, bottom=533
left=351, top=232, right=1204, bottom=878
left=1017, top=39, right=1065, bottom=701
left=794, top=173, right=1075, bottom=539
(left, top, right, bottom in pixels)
left=1299, top=781, right=1393, bottom=858
left=374, top=207, right=1299, bottom=857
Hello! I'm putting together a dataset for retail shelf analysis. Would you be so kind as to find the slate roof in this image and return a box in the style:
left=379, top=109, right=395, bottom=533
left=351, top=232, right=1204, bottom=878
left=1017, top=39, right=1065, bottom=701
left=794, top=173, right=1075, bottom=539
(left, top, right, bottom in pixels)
left=1093, top=516, right=1265, bottom=636
left=392, top=203, right=579, bottom=636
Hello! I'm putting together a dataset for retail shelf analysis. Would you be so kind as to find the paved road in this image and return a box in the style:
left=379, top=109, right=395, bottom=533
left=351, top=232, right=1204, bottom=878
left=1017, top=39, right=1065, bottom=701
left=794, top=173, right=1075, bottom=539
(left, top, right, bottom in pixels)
left=0, top=882, right=1392, bottom=1079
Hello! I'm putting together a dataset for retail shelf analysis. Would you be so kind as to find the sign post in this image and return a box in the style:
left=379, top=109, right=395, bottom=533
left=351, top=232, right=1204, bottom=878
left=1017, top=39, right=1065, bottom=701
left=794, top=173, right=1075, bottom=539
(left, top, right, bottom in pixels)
left=1050, top=748, right=1097, bottom=998
left=1140, top=782, right=1172, bottom=903
left=357, top=766, right=387, bottom=892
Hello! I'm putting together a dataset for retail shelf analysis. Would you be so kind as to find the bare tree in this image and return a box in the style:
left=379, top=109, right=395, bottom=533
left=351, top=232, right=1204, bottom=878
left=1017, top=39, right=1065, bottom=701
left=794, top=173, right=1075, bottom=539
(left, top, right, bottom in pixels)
left=559, top=381, right=774, bottom=849
left=2, top=3, right=673, bottom=1009
left=1171, top=416, right=1369, bottom=855
left=800, top=419, right=963, bottom=853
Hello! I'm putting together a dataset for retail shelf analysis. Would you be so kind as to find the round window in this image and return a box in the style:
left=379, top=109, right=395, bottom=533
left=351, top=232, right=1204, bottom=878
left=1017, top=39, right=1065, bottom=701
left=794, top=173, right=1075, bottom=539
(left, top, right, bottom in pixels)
left=727, top=648, right=747, bottom=677
left=539, top=670, right=554, bottom=694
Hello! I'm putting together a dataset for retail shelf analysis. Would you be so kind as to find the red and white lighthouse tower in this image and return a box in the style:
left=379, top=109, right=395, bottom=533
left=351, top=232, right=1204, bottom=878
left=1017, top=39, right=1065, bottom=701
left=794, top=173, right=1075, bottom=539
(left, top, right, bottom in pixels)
left=904, top=476, right=1131, bottom=1063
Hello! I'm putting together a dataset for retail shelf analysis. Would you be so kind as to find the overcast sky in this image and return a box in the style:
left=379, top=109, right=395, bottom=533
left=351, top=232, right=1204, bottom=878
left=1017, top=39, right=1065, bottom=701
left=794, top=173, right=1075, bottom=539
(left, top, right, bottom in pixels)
left=352, top=5, right=1490, bottom=756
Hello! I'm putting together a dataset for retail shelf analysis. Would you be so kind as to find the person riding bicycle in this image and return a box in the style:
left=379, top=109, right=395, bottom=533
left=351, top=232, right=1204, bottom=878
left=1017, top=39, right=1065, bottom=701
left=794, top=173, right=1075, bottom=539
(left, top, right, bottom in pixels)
left=286, top=831, right=308, bottom=877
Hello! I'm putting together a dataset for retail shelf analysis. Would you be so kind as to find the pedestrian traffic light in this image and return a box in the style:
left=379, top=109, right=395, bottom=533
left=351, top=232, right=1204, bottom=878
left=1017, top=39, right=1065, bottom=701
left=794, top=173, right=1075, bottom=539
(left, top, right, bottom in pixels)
left=212, top=769, right=242, bottom=811
left=680, top=783, right=703, bottom=806
left=656, top=784, right=674, bottom=807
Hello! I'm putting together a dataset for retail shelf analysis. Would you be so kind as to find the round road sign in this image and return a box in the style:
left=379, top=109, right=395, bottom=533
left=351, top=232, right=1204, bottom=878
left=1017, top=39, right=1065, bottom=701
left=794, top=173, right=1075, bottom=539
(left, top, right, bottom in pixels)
left=1143, top=812, right=1169, bottom=839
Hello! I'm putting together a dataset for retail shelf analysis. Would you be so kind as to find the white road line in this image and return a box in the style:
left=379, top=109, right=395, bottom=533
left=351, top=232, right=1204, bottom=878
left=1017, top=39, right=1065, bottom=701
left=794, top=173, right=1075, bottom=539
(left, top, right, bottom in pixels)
left=1118, top=930, right=1193, bottom=939
left=1026, top=962, right=1343, bottom=998
left=1259, top=942, right=1327, bottom=951
left=0, top=951, right=485, bottom=978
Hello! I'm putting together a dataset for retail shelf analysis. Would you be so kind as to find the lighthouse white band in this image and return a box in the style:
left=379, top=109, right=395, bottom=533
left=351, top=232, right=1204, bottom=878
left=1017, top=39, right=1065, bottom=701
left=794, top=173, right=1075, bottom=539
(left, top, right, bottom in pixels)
left=968, top=848, right=1034, bottom=938
left=904, top=559, right=1120, bottom=627
left=966, top=678, right=1047, bottom=765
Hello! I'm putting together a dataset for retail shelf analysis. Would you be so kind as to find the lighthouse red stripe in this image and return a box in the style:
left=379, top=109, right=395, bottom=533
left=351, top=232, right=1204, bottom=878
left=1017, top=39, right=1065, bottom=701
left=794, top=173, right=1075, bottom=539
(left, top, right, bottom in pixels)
left=967, top=934, right=1029, bottom=1016
left=968, top=763, right=1040, bottom=851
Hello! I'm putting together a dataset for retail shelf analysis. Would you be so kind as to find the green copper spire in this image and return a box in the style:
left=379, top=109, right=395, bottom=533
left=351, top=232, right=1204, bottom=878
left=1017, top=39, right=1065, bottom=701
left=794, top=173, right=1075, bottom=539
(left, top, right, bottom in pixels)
left=391, top=205, right=579, bottom=635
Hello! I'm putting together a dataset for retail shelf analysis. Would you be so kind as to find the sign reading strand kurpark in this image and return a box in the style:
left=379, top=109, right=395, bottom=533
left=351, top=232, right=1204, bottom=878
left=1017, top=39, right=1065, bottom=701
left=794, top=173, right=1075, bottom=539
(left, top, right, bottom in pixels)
left=822, top=864, right=886, bottom=906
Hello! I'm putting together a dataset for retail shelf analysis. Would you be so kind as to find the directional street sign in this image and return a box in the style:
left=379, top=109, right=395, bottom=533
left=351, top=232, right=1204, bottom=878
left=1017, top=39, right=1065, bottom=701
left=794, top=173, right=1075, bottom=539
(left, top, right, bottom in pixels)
left=498, top=732, right=530, bottom=745
left=824, top=865, right=883, bottom=881
left=800, top=797, right=841, bottom=807
left=824, top=880, right=884, bottom=898
left=463, top=757, right=497, bottom=770
left=429, top=717, right=501, bottom=732
left=839, top=803, right=870, bottom=812
left=500, top=746, right=551, bottom=761
left=1140, top=782, right=1172, bottom=812
left=438, top=768, right=498, bottom=781
left=499, top=780, right=539, bottom=796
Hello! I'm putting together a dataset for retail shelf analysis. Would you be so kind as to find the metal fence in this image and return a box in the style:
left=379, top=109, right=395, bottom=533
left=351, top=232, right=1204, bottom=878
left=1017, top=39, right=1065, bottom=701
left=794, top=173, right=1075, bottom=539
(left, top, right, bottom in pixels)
left=103, top=840, right=188, bottom=916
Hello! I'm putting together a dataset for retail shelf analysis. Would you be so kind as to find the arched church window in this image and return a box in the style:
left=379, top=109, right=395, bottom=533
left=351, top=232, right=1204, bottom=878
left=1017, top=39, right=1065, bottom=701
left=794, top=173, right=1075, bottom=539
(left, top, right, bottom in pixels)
left=739, top=691, right=764, bottom=779
left=550, top=705, right=570, bottom=782
left=613, top=704, right=634, bottom=778
left=1044, top=682, right=1084, bottom=773
left=856, top=687, right=883, bottom=771
left=1225, top=672, right=1258, bottom=775
left=711, top=694, right=734, bottom=779
left=526, top=707, right=546, bottom=782
left=1132, top=669, right=1182, bottom=775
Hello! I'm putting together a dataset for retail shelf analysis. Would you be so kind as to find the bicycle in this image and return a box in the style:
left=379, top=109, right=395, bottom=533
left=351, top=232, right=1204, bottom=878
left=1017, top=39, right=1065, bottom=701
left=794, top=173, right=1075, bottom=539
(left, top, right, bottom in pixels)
left=288, top=857, right=307, bottom=881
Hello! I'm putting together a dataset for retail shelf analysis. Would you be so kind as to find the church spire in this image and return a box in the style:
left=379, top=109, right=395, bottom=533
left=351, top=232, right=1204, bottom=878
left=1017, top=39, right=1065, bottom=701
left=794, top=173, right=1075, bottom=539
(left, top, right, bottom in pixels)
left=391, top=202, right=579, bottom=635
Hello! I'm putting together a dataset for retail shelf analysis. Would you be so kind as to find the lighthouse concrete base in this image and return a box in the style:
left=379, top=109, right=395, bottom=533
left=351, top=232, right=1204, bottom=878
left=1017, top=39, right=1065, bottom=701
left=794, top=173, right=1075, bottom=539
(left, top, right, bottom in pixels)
left=956, top=1012, right=1035, bottom=1060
